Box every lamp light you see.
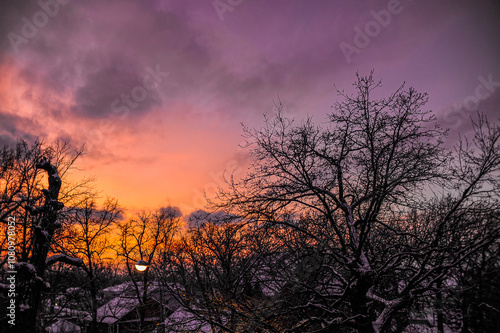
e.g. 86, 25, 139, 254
135, 260, 150, 272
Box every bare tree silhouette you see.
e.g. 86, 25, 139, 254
213, 72, 500, 332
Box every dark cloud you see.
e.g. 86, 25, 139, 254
185, 209, 240, 228
72, 64, 160, 118
0, 134, 22, 148
0, 0, 217, 119
0, 112, 40, 147
0, 0, 330, 125
159, 206, 182, 218
0, 0, 38, 55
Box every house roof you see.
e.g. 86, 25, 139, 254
53, 306, 90, 319
97, 281, 184, 325
164, 308, 212, 333
46, 319, 81, 333
96, 296, 139, 324
102, 281, 136, 295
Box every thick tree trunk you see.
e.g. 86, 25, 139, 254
16, 160, 63, 333
89, 271, 99, 333
351, 269, 376, 333
436, 280, 444, 333
461, 294, 469, 333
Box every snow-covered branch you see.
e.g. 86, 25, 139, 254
46, 254, 83, 267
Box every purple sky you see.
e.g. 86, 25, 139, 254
1, 0, 499, 212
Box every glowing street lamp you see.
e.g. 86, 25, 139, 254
135, 260, 150, 272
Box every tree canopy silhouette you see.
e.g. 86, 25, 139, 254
212, 72, 500, 332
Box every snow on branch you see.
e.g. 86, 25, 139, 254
15, 262, 37, 274
46, 254, 83, 267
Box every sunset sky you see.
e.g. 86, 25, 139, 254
1, 0, 499, 214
